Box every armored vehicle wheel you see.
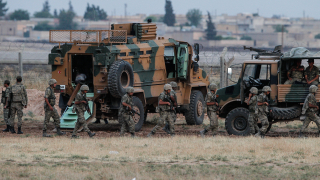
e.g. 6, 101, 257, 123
108, 60, 134, 98
225, 107, 250, 136
269, 106, 301, 120
185, 90, 205, 125
132, 97, 145, 132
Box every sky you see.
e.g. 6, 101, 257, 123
5, 0, 320, 19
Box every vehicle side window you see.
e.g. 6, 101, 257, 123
259, 64, 270, 80
243, 64, 256, 81
164, 46, 174, 57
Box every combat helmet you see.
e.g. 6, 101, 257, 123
163, 84, 172, 91
80, 85, 89, 91
208, 83, 218, 91
309, 85, 318, 93
48, 79, 57, 85
169, 82, 178, 88
126, 86, 135, 93
4, 80, 10, 85
249, 87, 258, 95
262, 86, 272, 92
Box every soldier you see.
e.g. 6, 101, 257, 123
162, 81, 178, 134
42, 79, 66, 137
9, 76, 28, 134
299, 85, 320, 138
148, 84, 175, 137
284, 60, 305, 84
304, 59, 319, 85
2, 80, 10, 132
119, 87, 136, 137
246, 87, 259, 135
255, 86, 272, 138
71, 85, 96, 138
199, 83, 219, 137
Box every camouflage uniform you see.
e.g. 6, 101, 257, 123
151, 92, 175, 135
257, 93, 269, 134
204, 91, 219, 134
119, 93, 135, 135
72, 92, 91, 136
248, 95, 259, 134
43, 86, 60, 131
304, 66, 319, 85
300, 93, 320, 133
284, 65, 304, 84
2, 87, 10, 126
9, 82, 28, 127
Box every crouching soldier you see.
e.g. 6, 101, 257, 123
247, 87, 259, 135
9, 76, 28, 134
2, 80, 11, 132
256, 86, 272, 138
71, 85, 95, 138
119, 87, 136, 137
200, 83, 219, 137
43, 79, 65, 137
148, 84, 175, 137
299, 85, 320, 138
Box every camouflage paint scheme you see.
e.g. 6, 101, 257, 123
48, 23, 209, 122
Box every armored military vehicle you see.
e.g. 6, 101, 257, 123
217, 46, 320, 135
48, 22, 209, 131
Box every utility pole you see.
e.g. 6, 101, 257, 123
124, 4, 127, 18
18, 52, 23, 77
281, 25, 284, 51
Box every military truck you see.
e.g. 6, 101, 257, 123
217, 46, 320, 135
48, 22, 209, 131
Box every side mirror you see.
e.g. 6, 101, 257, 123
194, 43, 200, 61
228, 68, 232, 79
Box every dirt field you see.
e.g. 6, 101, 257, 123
1, 89, 320, 179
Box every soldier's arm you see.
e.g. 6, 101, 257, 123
74, 94, 85, 104
44, 89, 53, 110
23, 86, 28, 105
308, 103, 318, 108
159, 99, 170, 105
310, 74, 319, 83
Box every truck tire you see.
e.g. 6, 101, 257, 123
225, 107, 251, 136
132, 97, 145, 132
269, 106, 301, 120
185, 90, 205, 125
108, 60, 134, 98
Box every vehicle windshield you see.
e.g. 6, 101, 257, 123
243, 64, 256, 81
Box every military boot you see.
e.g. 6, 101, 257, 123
147, 131, 155, 137
260, 132, 265, 139
71, 135, 79, 139
94, 119, 101, 124
104, 119, 109, 124
131, 132, 135, 138
170, 133, 175, 137
17, 127, 23, 134
254, 131, 261, 137
10, 126, 16, 134
299, 130, 307, 138
199, 129, 208, 138
2, 125, 10, 132
42, 130, 52, 137
56, 127, 66, 136
162, 124, 170, 134
88, 131, 96, 138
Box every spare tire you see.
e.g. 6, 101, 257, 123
108, 60, 134, 98
269, 106, 301, 120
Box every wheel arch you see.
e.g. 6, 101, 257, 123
133, 89, 146, 108
219, 99, 247, 118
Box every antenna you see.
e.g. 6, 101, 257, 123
125, 3, 127, 18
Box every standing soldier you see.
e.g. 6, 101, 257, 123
304, 59, 319, 85
199, 83, 219, 137
119, 87, 135, 137
299, 85, 320, 138
256, 86, 272, 138
148, 84, 175, 137
9, 76, 28, 134
162, 82, 178, 134
2, 80, 10, 132
42, 79, 66, 137
71, 85, 95, 138
246, 87, 260, 135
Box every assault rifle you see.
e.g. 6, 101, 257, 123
163, 95, 175, 112
83, 94, 91, 116
7, 92, 12, 119
126, 106, 140, 116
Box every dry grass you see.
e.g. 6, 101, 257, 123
0, 136, 320, 179
0, 66, 51, 91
